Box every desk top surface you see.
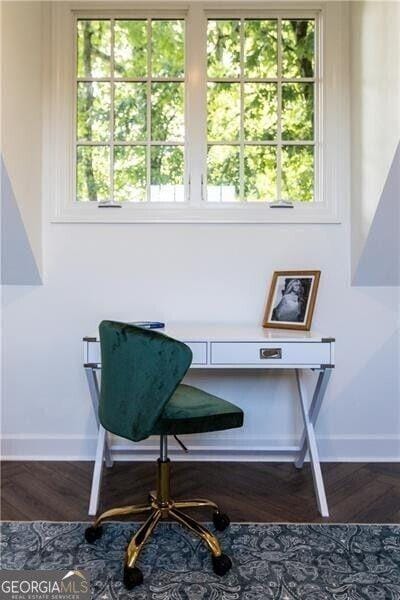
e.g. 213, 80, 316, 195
84, 322, 334, 343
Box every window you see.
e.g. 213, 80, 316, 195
76, 18, 185, 203
50, 3, 347, 222
206, 18, 315, 203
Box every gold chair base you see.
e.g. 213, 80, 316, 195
90, 458, 225, 570
93, 495, 223, 568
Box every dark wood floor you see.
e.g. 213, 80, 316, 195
1, 461, 399, 523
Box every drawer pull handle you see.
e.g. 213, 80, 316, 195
260, 348, 282, 359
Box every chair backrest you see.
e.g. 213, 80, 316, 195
99, 320, 192, 442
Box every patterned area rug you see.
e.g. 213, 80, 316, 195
1, 521, 400, 599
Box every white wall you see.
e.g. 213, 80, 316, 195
350, 1, 400, 280
1, 1, 399, 461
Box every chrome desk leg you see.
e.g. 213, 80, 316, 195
295, 369, 330, 518
85, 367, 113, 467
89, 424, 107, 516
85, 367, 113, 516
295, 368, 332, 470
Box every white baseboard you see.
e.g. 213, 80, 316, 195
1, 433, 399, 462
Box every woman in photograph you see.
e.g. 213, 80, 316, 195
272, 278, 306, 322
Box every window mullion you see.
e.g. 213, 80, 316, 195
277, 17, 282, 202
186, 4, 207, 205
146, 18, 151, 203
314, 13, 321, 206
239, 18, 245, 202
110, 18, 115, 202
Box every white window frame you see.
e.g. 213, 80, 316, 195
47, 2, 348, 224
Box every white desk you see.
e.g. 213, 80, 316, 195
83, 323, 335, 517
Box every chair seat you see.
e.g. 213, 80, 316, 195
152, 384, 244, 436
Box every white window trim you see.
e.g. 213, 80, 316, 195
47, 1, 348, 224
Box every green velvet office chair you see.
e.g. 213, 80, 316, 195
85, 320, 244, 589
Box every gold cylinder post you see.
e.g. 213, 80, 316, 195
156, 435, 171, 507
157, 459, 171, 505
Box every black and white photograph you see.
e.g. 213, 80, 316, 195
263, 271, 321, 330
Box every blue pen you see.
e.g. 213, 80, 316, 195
130, 321, 165, 329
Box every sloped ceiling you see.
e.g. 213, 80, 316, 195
353, 143, 400, 286
1, 157, 42, 285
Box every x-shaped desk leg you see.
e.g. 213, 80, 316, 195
295, 368, 332, 518
85, 367, 113, 516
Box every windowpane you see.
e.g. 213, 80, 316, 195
150, 146, 184, 202
282, 19, 315, 79
244, 83, 277, 141
282, 83, 314, 140
152, 20, 184, 78
207, 146, 240, 202
114, 83, 146, 141
151, 83, 184, 141
244, 20, 277, 78
77, 146, 110, 201
114, 146, 146, 202
114, 20, 147, 78
77, 20, 111, 78
77, 83, 110, 142
244, 146, 277, 201
208, 83, 240, 142
282, 146, 314, 201
207, 20, 240, 78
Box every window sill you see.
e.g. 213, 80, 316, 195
51, 202, 341, 224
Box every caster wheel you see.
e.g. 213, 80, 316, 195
212, 553, 232, 576
84, 525, 103, 544
213, 512, 230, 532
123, 566, 143, 590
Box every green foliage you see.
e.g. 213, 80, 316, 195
282, 146, 314, 201
150, 146, 184, 202
76, 17, 315, 204
77, 146, 110, 202
207, 146, 240, 201
206, 18, 315, 202
244, 146, 277, 201
282, 83, 314, 140
244, 83, 277, 141
114, 83, 147, 141
114, 20, 147, 78
77, 82, 110, 141
244, 20, 277, 78
114, 146, 146, 202
207, 20, 240, 78
151, 83, 184, 141
76, 19, 185, 202
282, 19, 315, 79
77, 20, 110, 78
151, 146, 184, 186
152, 20, 184, 77
207, 83, 240, 141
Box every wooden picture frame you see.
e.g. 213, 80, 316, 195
263, 270, 321, 331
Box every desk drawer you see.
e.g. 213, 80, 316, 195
210, 341, 330, 366
85, 340, 207, 366
186, 342, 207, 365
